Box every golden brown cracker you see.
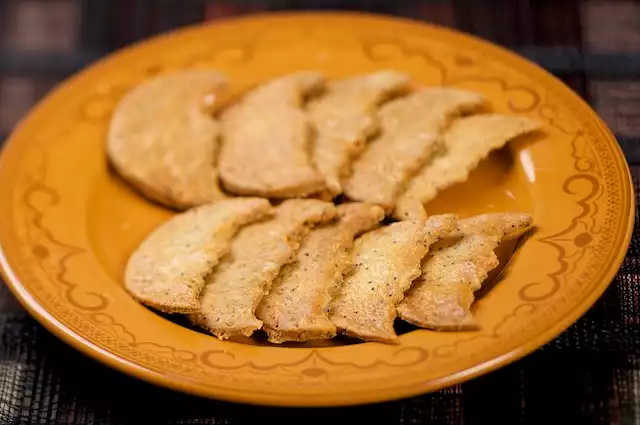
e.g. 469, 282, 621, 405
257, 203, 385, 343
394, 114, 542, 220
344, 88, 484, 211
309, 71, 410, 195
190, 199, 336, 339
457, 212, 533, 239
125, 198, 272, 313
397, 212, 533, 330
397, 234, 499, 330
107, 70, 229, 209
219, 72, 327, 198
329, 215, 457, 343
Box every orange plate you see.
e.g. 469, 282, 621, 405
0, 12, 634, 406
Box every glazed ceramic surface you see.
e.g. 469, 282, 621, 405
0, 13, 633, 406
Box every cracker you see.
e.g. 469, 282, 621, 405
257, 203, 385, 343
125, 198, 272, 313
397, 213, 533, 330
219, 72, 328, 198
107, 70, 229, 209
344, 88, 483, 211
329, 215, 457, 343
309, 71, 410, 195
394, 114, 542, 220
190, 199, 336, 339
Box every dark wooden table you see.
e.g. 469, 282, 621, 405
0, 1, 639, 424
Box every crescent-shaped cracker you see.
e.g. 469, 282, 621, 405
125, 198, 272, 313
309, 71, 410, 195
190, 199, 336, 340
257, 203, 385, 343
397, 213, 533, 330
394, 114, 541, 220
344, 88, 484, 211
108, 70, 229, 209
329, 214, 457, 343
219, 72, 327, 198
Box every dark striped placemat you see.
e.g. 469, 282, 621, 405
0, 1, 639, 424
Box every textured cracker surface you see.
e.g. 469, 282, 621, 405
457, 212, 534, 240
394, 114, 542, 220
257, 203, 384, 343
344, 88, 484, 211
219, 72, 328, 198
107, 70, 229, 210
397, 213, 533, 330
329, 215, 457, 343
124, 198, 272, 313
308, 71, 410, 195
190, 199, 336, 339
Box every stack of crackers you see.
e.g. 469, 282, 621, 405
108, 70, 540, 344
